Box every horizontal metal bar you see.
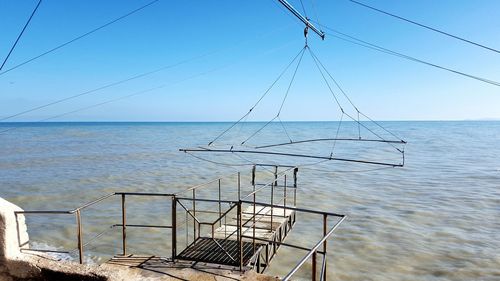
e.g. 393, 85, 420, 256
71, 193, 115, 213
241, 169, 294, 200
179, 148, 403, 167
282, 216, 346, 281
241, 235, 325, 255
21, 248, 70, 254
114, 192, 174, 197
240, 200, 345, 217
276, 0, 325, 39
15, 210, 71, 214
255, 138, 406, 149
176, 197, 237, 204
175, 172, 239, 195
186, 209, 221, 214
114, 224, 172, 229
255, 183, 296, 189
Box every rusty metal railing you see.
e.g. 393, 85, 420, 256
14, 164, 346, 280
15, 192, 174, 264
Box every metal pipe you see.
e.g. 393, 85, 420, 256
71, 193, 116, 213
176, 197, 236, 204
293, 167, 298, 206
75, 210, 83, 264
282, 216, 346, 281
239, 200, 345, 217
218, 178, 222, 226
270, 182, 274, 232
276, 0, 325, 39
320, 254, 327, 281
237, 201, 243, 270
114, 192, 173, 197
323, 214, 327, 281
115, 224, 172, 229
121, 194, 126, 256
172, 196, 177, 261
312, 251, 317, 281
237, 172, 241, 200
284, 175, 287, 216
255, 137, 406, 149
192, 190, 196, 241
178, 148, 404, 167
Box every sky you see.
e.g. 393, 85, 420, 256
0, 0, 499, 122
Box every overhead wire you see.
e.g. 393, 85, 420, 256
0, 38, 300, 135
348, 0, 500, 54
241, 46, 307, 145
208, 45, 306, 146
314, 23, 500, 87
0, 0, 160, 76
1, 24, 296, 123
1, 0, 42, 71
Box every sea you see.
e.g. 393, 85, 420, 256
0, 121, 499, 281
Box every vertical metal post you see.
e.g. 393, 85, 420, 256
293, 167, 298, 206
172, 196, 177, 261
237, 201, 243, 271
312, 251, 317, 281
76, 210, 83, 264
252, 165, 256, 254
274, 166, 278, 188
284, 174, 287, 216
237, 172, 241, 200
218, 178, 222, 226
270, 182, 274, 231
192, 189, 196, 241
121, 194, 126, 256
323, 214, 328, 281
251, 165, 256, 186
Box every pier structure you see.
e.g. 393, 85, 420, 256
14, 165, 345, 280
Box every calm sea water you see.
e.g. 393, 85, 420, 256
1, 121, 499, 280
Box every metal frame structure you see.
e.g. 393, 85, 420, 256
15, 165, 345, 280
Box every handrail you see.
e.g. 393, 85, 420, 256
175, 172, 238, 195
282, 216, 346, 281
240, 167, 295, 200
17, 192, 174, 215
240, 200, 345, 218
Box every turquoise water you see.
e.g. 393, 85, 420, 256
1, 121, 499, 280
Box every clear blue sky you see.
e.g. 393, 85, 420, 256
1, 0, 499, 121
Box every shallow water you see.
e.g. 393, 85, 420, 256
1, 121, 499, 280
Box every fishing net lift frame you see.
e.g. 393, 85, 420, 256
180, 1, 406, 169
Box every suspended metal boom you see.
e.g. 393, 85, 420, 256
277, 0, 325, 40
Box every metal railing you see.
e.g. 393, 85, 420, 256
14, 164, 346, 280
15, 192, 174, 264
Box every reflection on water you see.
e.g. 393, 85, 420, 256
1, 121, 499, 280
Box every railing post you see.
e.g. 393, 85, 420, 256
75, 210, 83, 264
312, 251, 317, 281
270, 182, 274, 232
252, 172, 256, 254
293, 167, 298, 207
237, 201, 243, 270
323, 213, 327, 281
251, 165, 256, 186
274, 165, 278, 185
284, 174, 287, 216
192, 189, 196, 242
237, 172, 241, 200
172, 196, 177, 261
121, 194, 126, 256
218, 178, 222, 226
